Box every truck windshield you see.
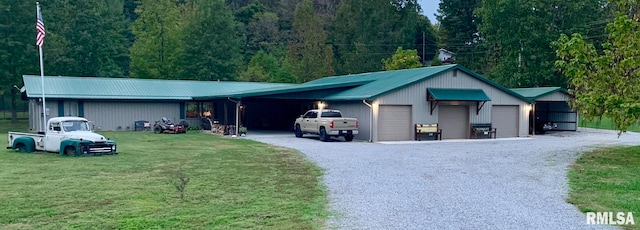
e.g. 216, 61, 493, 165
62, 121, 90, 132
321, 111, 342, 117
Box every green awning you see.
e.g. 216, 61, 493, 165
427, 88, 491, 101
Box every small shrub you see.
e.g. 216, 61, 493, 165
172, 170, 190, 199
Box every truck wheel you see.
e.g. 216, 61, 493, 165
65, 146, 76, 156
154, 126, 162, 134
295, 125, 303, 138
319, 128, 329, 142
345, 134, 354, 142
15, 143, 27, 152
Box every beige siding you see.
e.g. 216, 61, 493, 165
28, 99, 59, 132
84, 101, 180, 131
537, 92, 570, 101
373, 70, 530, 140
329, 101, 371, 141
378, 105, 412, 141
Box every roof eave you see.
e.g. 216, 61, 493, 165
203, 81, 373, 100
26, 94, 193, 100
510, 87, 570, 101
531, 88, 568, 100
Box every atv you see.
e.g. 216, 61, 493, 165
153, 117, 186, 134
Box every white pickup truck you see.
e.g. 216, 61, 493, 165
294, 109, 358, 142
7, 117, 117, 156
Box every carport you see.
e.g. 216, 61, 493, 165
511, 87, 577, 134
240, 98, 314, 130
193, 81, 367, 133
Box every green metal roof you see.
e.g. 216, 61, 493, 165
322, 65, 455, 100
323, 65, 533, 103
22, 65, 537, 104
510, 87, 568, 100
427, 88, 491, 101
192, 68, 402, 100
301, 70, 394, 85
194, 80, 369, 100
22, 75, 289, 100
194, 66, 455, 100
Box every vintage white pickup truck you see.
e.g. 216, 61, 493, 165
294, 109, 358, 142
7, 117, 117, 156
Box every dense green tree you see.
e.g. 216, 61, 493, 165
333, 0, 424, 74
436, 0, 483, 72
238, 50, 279, 82
130, 0, 183, 79
92, 0, 131, 77
247, 12, 283, 54
234, 1, 266, 24
235, 2, 285, 64
285, 0, 334, 82
226, 0, 252, 10
239, 50, 296, 83
181, 0, 243, 81
123, 0, 138, 48
478, 0, 610, 87
554, 0, 640, 134
0, 1, 38, 122
123, 0, 138, 22
42, 0, 130, 77
382, 47, 423, 70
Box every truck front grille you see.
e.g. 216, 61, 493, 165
87, 142, 116, 154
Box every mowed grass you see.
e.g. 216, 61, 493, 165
567, 146, 640, 229
0, 121, 327, 229
579, 117, 640, 132
0, 111, 28, 120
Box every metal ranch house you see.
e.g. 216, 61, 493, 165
20, 64, 576, 142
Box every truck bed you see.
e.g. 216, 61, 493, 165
7, 132, 45, 150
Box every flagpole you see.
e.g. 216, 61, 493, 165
37, 1, 46, 132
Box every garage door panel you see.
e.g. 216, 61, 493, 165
439, 105, 469, 139
491, 105, 518, 138
378, 105, 412, 141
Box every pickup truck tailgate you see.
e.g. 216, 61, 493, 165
331, 119, 357, 129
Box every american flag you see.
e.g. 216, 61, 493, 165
36, 5, 45, 47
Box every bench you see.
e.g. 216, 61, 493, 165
470, 123, 497, 139
415, 123, 442, 141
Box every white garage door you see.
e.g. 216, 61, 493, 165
378, 105, 412, 141
491, 105, 519, 138
439, 105, 469, 139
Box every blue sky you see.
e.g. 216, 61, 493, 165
419, 0, 439, 23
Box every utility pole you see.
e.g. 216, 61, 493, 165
422, 32, 426, 65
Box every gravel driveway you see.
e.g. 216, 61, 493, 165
247, 128, 640, 229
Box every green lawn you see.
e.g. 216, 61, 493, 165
0, 111, 28, 121
0, 120, 327, 229
579, 117, 640, 132
572, 117, 640, 228
567, 146, 640, 229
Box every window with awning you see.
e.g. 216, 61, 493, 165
426, 88, 491, 115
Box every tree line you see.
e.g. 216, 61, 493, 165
1, 0, 636, 128
0, 0, 436, 82
0, 0, 437, 121
437, 0, 614, 88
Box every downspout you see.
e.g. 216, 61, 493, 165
227, 97, 240, 136
362, 100, 373, 142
